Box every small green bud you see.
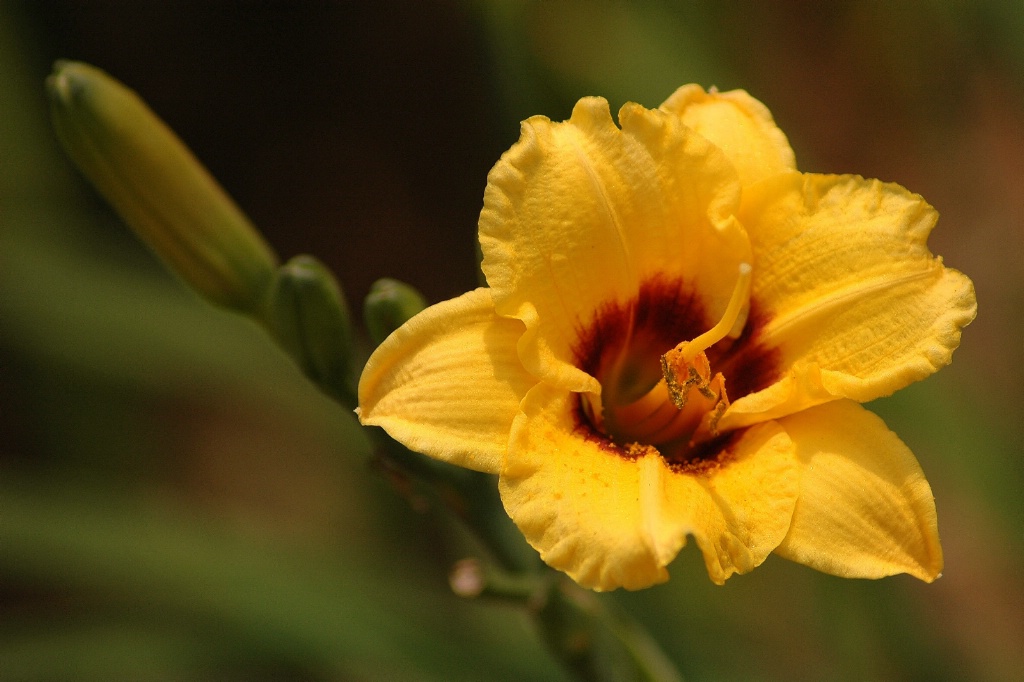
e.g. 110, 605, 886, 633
265, 255, 355, 405
363, 278, 427, 345
46, 61, 278, 314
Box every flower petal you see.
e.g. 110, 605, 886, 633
479, 97, 749, 395
773, 400, 943, 581
498, 383, 799, 590
722, 172, 976, 428
672, 421, 800, 585
357, 287, 534, 474
660, 84, 797, 187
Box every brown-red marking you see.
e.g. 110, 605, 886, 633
569, 276, 780, 466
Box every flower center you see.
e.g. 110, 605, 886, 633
581, 264, 752, 461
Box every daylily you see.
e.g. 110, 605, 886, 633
357, 86, 976, 591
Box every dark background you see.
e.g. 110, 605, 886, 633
2, 1, 1022, 679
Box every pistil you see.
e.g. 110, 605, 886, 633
678, 263, 752, 363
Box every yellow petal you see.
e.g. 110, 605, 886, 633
479, 97, 750, 395
773, 400, 943, 581
498, 383, 799, 590
671, 421, 800, 585
722, 172, 976, 429
357, 288, 534, 474
660, 84, 797, 188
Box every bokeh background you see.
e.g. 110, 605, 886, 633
2, 1, 1022, 680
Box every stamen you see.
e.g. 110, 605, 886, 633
682, 263, 752, 362
586, 263, 751, 454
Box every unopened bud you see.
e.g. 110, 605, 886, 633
363, 278, 427, 345
47, 61, 278, 313
266, 255, 355, 405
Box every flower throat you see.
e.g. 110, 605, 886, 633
575, 264, 752, 462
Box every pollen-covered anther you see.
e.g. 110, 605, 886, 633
659, 348, 729, 444
661, 353, 715, 410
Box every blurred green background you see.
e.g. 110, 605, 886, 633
2, 1, 1021, 680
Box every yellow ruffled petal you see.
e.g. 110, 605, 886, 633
498, 383, 799, 591
479, 97, 750, 395
357, 288, 535, 474
722, 172, 976, 429
669, 420, 800, 585
660, 84, 797, 188
773, 400, 943, 581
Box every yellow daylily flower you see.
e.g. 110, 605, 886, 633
358, 86, 976, 591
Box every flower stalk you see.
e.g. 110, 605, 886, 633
448, 559, 684, 681
532, 578, 684, 682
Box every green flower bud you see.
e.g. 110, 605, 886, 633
363, 278, 427, 346
47, 61, 278, 314
266, 255, 355, 405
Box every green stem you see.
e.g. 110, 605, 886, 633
532, 579, 684, 682
369, 427, 537, 574
446, 549, 685, 682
